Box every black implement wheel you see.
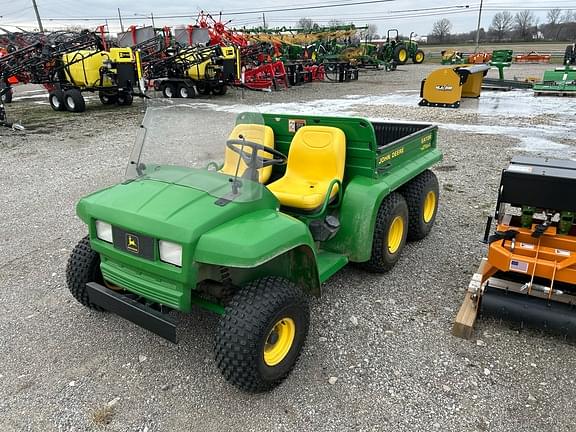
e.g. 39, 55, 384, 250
162, 83, 177, 98
212, 84, 227, 96
63, 89, 86, 112
0, 83, 12, 104
48, 90, 66, 111
400, 169, 439, 241
196, 82, 212, 95
178, 84, 196, 98
564, 45, 574, 65
215, 276, 309, 393
393, 45, 409, 65
413, 49, 425, 64
360, 192, 409, 273
117, 92, 133, 106
66, 236, 105, 311
99, 91, 118, 105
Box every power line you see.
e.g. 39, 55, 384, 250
43, 0, 400, 21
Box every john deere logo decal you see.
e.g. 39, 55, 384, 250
126, 234, 139, 253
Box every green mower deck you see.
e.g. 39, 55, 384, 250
533, 65, 576, 96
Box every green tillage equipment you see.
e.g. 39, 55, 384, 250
483, 49, 534, 90
533, 64, 576, 96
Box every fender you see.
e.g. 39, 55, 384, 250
195, 209, 321, 296
324, 148, 442, 262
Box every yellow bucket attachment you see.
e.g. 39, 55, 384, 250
419, 64, 489, 108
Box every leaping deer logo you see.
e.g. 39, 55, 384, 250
126, 234, 139, 253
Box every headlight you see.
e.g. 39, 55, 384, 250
159, 240, 182, 267
95, 220, 113, 243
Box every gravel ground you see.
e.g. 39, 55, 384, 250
1, 63, 575, 432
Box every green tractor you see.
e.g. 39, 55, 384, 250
66, 100, 442, 392
406, 32, 426, 64
378, 29, 409, 65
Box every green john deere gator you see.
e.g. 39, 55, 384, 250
66, 100, 442, 392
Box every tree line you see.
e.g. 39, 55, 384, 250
430, 9, 576, 44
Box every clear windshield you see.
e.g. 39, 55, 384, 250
126, 98, 267, 202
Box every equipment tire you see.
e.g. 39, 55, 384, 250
413, 49, 425, 64
162, 83, 177, 98
196, 82, 212, 95
117, 92, 133, 106
215, 276, 309, 393
564, 45, 574, 65
48, 90, 66, 111
212, 84, 227, 96
99, 91, 118, 105
360, 192, 408, 273
0, 83, 13, 104
393, 45, 409, 65
63, 89, 86, 112
66, 236, 105, 311
178, 84, 196, 98
400, 169, 439, 241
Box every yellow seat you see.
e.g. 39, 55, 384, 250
267, 126, 346, 210
219, 124, 275, 183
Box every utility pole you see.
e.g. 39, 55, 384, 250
150, 12, 155, 28
474, 0, 484, 52
118, 8, 125, 32
31, 0, 44, 33
262, 13, 266, 29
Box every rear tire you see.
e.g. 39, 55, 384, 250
215, 276, 309, 393
63, 89, 86, 112
393, 45, 408, 65
162, 83, 177, 98
0, 83, 12, 104
66, 236, 105, 311
196, 82, 212, 95
48, 91, 66, 111
212, 85, 227, 96
361, 192, 409, 273
564, 45, 574, 65
99, 91, 117, 105
400, 170, 439, 241
178, 84, 196, 98
117, 92, 133, 106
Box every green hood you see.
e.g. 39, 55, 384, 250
77, 175, 278, 245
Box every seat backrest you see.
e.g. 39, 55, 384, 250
285, 126, 346, 184
219, 124, 275, 183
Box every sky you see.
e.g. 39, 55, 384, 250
1, 0, 575, 36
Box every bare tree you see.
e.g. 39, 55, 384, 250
297, 18, 315, 31
563, 11, 576, 40
432, 18, 452, 42
365, 24, 378, 40
562, 10, 575, 23
547, 8, 562, 25
514, 10, 536, 40
490, 11, 514, 41
327, 19, 345, 28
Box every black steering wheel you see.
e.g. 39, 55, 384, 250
226, 138, 287, 181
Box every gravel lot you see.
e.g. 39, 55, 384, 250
1, 63, 575, 432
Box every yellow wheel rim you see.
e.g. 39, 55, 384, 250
423, 191, 437, 223
399, 50, 407, 62
416, 52, 424, 62
264, 318, 296, 366
387, 216, 404, 254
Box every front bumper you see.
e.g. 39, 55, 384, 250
87, 282, 178, 343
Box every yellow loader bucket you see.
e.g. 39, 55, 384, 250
419, 64, 489, 108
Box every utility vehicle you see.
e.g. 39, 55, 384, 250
67, 100, 442, 392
